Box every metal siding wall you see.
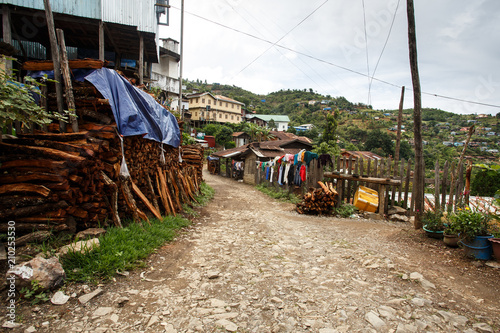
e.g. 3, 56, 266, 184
0, 0, 101, 19
102, 0, 157, 34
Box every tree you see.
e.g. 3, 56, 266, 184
287, 126, 297, 134
267, 119, 276, 130
320, 111, 339, 144
0, 59, 69, 133
215, 126, 233, 147
364, 129, 394, 157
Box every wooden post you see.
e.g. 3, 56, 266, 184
2, 5, 12, 73
43, 0, 66, 132
394, 86, 405, 165
407, 0, 424, 228
56, 28, 79, 133
138, 33, 144, 85
434, 160, 441, 211
441, 161, 449, 211
379, 184, 386, 216
99, 21, 105, 61
403, 160, 411, 210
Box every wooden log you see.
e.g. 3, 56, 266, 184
14, 217, 67, 224
0, 200, 68, 219
145, 173, 160, 213
101, 171, 122, 228
0, 159, 68, 170
4, 139, 95, 158
80, 108, 113, 125
0, 183, 51, 197
0, 142, 86, 164
132, 181, 162, 220
119, 175, 144, 224
0, 223, 68, 233
0, 172, 65, 184
22, 59, 106, 71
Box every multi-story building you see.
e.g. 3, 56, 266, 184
187, 92, 245, 126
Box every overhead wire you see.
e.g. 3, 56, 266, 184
361, 0, 371, 106
170, 5, 500, 109
228, 0, 330, 81
368, 0, 402, 105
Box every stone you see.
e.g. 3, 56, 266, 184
421, 279, 436, 290
319, 329, 337, 333
215, 319, 238, 332
6, 256, 65, 290
78, 288, 103, 304
3, 321, 21, 329
378, 305, 396, 319
92, 307, 113, 317
75, 228, 106, 240
116, 296, 130, 307
110, 314, 119, 323
473, 323, 494, 333
51, 291, 70, 305
58, 238, 100, 256
210, 299, 228, 308
451, 314, 469, 327
409, 272, 424, 281
388, 206, 408, 215
411, 298, 426, 307
365, 311, 386, 331
391, 214, 409, 222
147, 315, 159, 327
396, 323, 417, 333
26, 326, 37, 333
363, 212, 385, 220
207, 270, 220, 279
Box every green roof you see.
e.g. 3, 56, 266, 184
251, 115, 290, 122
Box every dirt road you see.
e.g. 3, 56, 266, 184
4, 171, 500, 332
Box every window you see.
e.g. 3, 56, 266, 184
220, 101, 222, 106
231, 104, 234, 108
202, 98, 205, 103
196, 98, 199, 103
226, 102, 228, 107
201, 111, 204, 116
231, 115, 234, 120
237, 116, 240, 121
225, 114, 228, 119
208, 100, 211, 105
237, 105, 240, 110
219, 113, 222, 118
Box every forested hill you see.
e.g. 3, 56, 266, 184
184, 80, 366, 128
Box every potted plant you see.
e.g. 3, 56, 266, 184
488, 216, 500, 262
449, 208, 493, 260
442, 212, 459, 247
422, 210, 445, 239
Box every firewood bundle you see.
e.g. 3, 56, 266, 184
0, 67, 204, 236
296, 181, 338, 215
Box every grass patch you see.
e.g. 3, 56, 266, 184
256, 183, 301, 204
61, 182, 215, 283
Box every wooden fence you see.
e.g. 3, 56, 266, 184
219, 155, 470, 216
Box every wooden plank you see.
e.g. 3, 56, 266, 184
43, 0, 66, 132
456, 162, 464, 209
434, 159, 441, 211
346, 156, 353, 204
403, 160, 411, 210
56, 28, 79, 133
448, 160, 457, 212
0, 183, 51, 197
379, 184, 386, 216
335, 156, 342, 207
398, 159, 404, 204
441, 161, 449, 211
99, 21, 105, 61
139, 33, 144, 85
2, 5, 12, 73
132, 181, 162, 220
323, 173, 401, 185
391, 157, 398, 207
22, 59, 106, 71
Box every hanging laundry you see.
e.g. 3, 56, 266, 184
294, 164, 302, 186
288, 163, 295, 185
284, 163, 291, 184
318, 154, 333, 168
300, 165, 307, 182
304, 151, 319, 167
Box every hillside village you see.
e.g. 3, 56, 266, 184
183, 81, 500, 166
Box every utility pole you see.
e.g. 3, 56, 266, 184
178, 0, 184, 118
406, 0, 424, 229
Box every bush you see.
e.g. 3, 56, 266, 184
471, 166, 500, 197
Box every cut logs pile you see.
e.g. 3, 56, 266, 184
296, 181, 338, 215
0, 62, 204, 236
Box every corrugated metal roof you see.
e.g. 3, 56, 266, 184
0, 0, 101, 19
1, 0, 158, 34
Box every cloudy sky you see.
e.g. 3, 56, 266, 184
160, 0, 500, 115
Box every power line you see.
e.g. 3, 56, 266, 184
170, 5, 500, 109
229, 0, 330, 80
368, 0, 402, 104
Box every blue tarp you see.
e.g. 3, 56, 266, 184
85, 68, 180, 148
27, 69, 96, 82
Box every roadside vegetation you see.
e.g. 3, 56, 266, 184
59, 182, 214, 283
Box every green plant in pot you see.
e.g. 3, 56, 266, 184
449, 208, 493, 260
442, 212, 460, 247
422, 210, 445, 239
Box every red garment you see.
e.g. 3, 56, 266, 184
300, 165, 306, 181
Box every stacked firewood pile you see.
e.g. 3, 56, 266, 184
0, 64, 204, 236
296, 181, 338, 215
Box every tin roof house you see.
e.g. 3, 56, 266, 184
1, 0, 170, 85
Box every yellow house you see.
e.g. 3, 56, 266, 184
187, 92, 244, 126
